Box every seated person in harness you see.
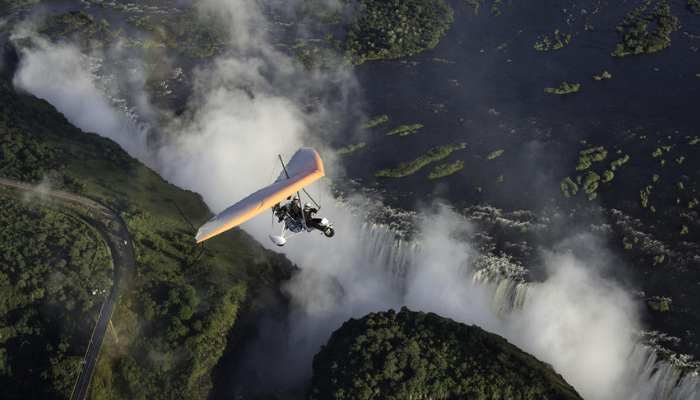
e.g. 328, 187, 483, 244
272, 197, 334, 237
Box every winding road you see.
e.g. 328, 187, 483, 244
0, 178, 134, 400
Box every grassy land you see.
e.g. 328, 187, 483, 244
690, 0, 700, 13
387, 123, 424, 137
486, 149, 505, 160
0, 75, 292, 399
559, 131, 699, 242
376, 143, 466, 178
428, 159, 464, 179
337, 142, 367, 155
361, 114, 389, 129
576, 146, 608, 171
533, 29, 571, 52
612, 0, 679, 57
544, 81, 581, 95
310, 308, 582, 400
0, 192, 112, 399
561, 146, 625, 201
593, 70, 613, 81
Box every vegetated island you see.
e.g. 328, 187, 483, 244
690, 0, 700, 13
544, 81, 581, 95
309, 308, 583, 400
361, 114, 389, 129
486, 149, 505, 160
533, 29, 572, 51
611, 0, 679, 57
593, 70, 613, 80
560, 146, 627, 201
345, 0, 454, 64
337, 142, 367, 155
428, 159, 464, 179
375, 142, 466, 178
387, 123, 424, 136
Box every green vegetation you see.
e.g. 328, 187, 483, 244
39, 10, 227, 59
648, 296, 672, 312
310, 308, 582, 400
294, 39, 342, 70
641, 184, 654, 208
337, 142, 367, 155
560, 177, 579, 198
361, 114, 389, 129
593, 70, 613, 81
387, 123, 424, 136
376, 143, 466, 178
602, 169, 615, 183
576, 146, 608, 171
0, 78, 292, 398
428, 160, 464, 179
533, 29, 572, 51
490, 0, 504, 16
612, 0, 680, 57
610, 154, 630, 170
345, 0, 454, 64
561, 146, 624, 200
0, 194, 112, 399
582, 171, 601, 200
39, 11, 117, 47
486, 149, 505, 160
544, 81, 581, 95
688, 0, 700, 13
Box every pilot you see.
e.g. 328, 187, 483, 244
273, 198, 303, 223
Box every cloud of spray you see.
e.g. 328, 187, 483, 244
401, 208, 641, 400
507, 251, 640, 400
11, 34, 151, 160
8, 3, 664, 399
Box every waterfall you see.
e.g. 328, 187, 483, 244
359, 221, 417, 283
471, 254, 529, 315
626, 336, 700, 400
360, 220, 700, 400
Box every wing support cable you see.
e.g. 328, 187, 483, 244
172, 200, 206, 265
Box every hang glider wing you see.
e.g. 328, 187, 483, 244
195, 148, 325, 243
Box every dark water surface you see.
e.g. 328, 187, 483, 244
342, 0, 700, 211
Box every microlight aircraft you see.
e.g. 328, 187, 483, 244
195, 148, 334, 246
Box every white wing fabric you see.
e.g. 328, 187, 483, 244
195, 148, 325, 243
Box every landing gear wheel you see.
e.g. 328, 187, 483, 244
323, 227, 335, 238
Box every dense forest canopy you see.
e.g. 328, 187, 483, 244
0, 194, 112, 399
345, 0, 454, 63
0, 68, 293, 398
310, 308, 582, 400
